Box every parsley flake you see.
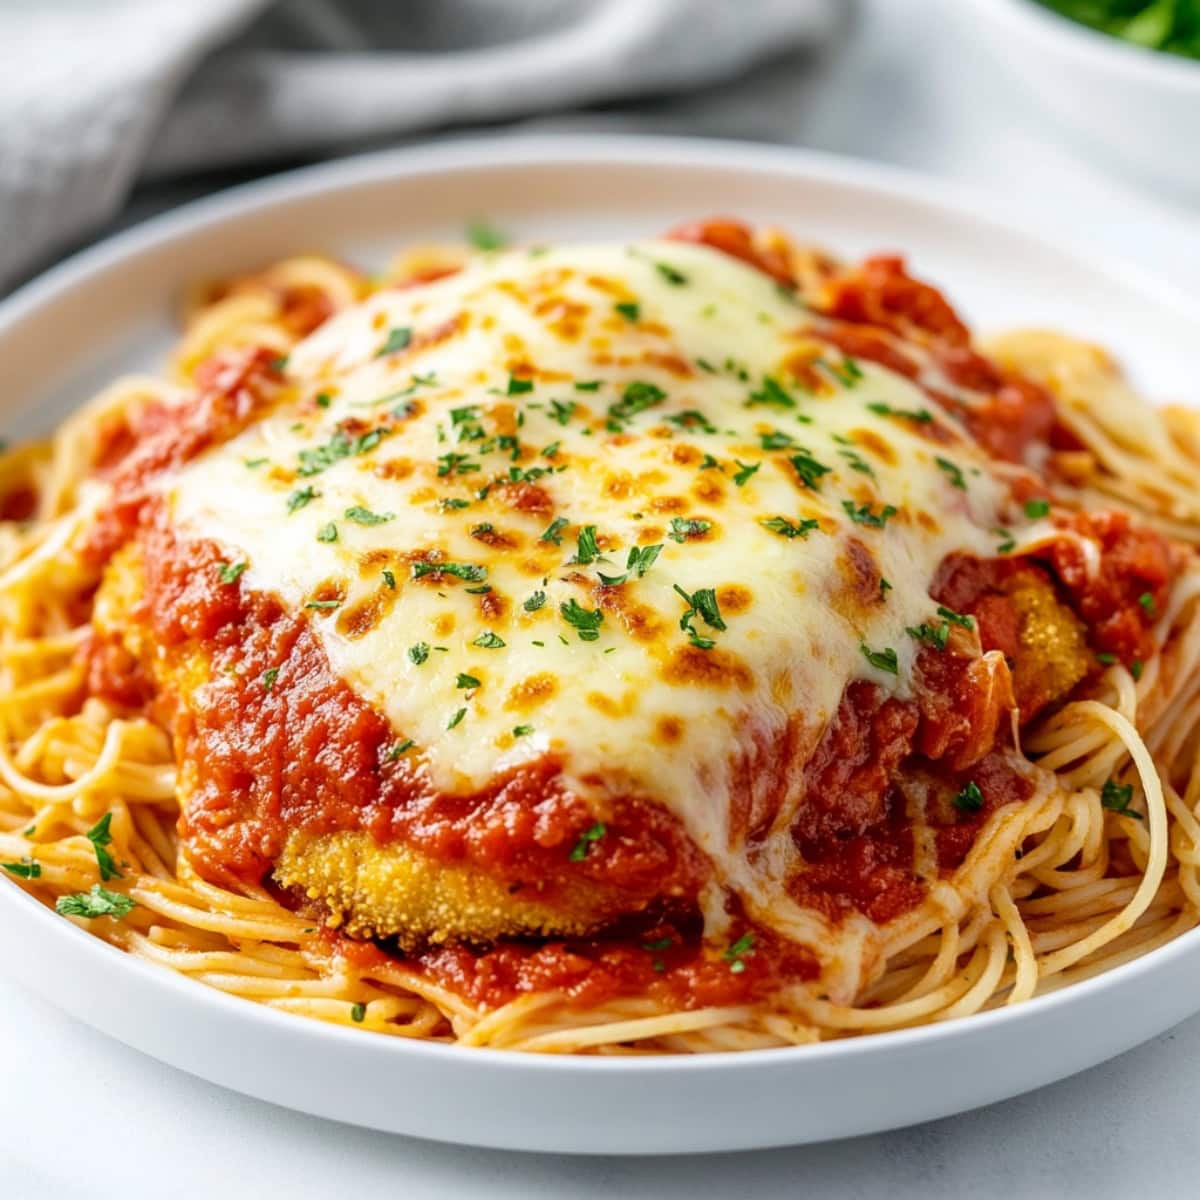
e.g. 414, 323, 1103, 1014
560, 598, 604, 641
667, 517, 711, 543
954, 781, 984, 813
316, 523, 338, 543
1101, 779, 1141, 819
761, 516, 819, 539
376, 327, 412, 357
446, 707, 467, 730
524, 590, 547, 613
790, 450, 831, 490
1024, 498, 1051, 519
85, 813, 122, 881
287, 485, 320, 513
1, 858, 40, 880
540, 516, 569, 545
935, 457, 967, 490
408, 643, 430, 666
56, 885, 135, 920
217, 561, 247, 584
473, 631, 506, 649
733, 460, 760, 487
569, 822, 607, 862
860, 643, 899, 675
344, 505, 393, 526
412, 561, 487, 583
615, 301, 640, 322
261, 667, 279, 692
842, 500, 898, 529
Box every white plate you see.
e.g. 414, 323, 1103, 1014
2, 136, 1200, 1156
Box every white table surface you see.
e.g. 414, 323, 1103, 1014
4, 1, 1200, 1196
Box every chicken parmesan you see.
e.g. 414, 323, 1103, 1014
3, 219, 1200, 1052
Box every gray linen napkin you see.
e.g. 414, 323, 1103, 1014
0, 0, 844, 290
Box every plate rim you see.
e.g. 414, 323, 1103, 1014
3, 131, 1199, 1079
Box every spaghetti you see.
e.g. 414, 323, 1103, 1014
2, 224, 1200, 1054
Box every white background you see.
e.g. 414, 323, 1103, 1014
4, 0, 1200, 1196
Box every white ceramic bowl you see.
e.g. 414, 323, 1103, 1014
959, 0, 1200, 197
2, 136, 1200, 1155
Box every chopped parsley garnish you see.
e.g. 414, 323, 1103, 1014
747, 376, 795, 409
700, 454, 721, 470
569, 822, 607, 862
907, 621, 950, 651
316, 523, 338, 543
607, 380, 667, 430
217, 561, 247, 584
549, 398, 579, 427
866, 401, 933, 423
447, 708, 467, 730
761, 516, 820, 539
1101, 778, 1141, 819
305, 599, 342, 611
473, 631, 506, 649
507, 374, 534, 395
573, 380, 602, 393
842, 500, 898, 529
723, 932, 755, 973
1138, 592, 1156, 616
820, 357, 864, 388
513, 725, 534, 738
287, 486, 319, 513
456, 673, 481, 690
1097, 652, 1118, 666
1024, 498, 1051, 519
2, 858, 39, 880
789, 450, 831, 490
261, 667, 279, 691
375, 326, 412, 357
384, 739, 414, 761
568, 525, 602, 565
880, 577, 893, 595
540, 517, 568, 545
382, 569, 396, 589
732, 461, 760, 487
85, 813, 122, 882
1131, 659, 1144, 681
439, 498, 471, 511
667, 409, 718, 434
560, 598, 604, 641
673, 584, 726, 650
937, 605, 975, 630
351, 1002, 367, 1023
642, 937, 673, 952
655, 261, 688, 286
56, 885, 135, 920
297, 427, 387, 477
244, 457, 268, 469
953, 781, 984, 813
840, 448, 875, 479
614, 300, 640, 322
935, 457, 967, 490
598, 542, 663, 587
860, 643, 899, 675
315, 393, 331, 409
524, 590, 547, 612
466, 220, 507, 250
993, 527, 1016, 553
344, 505, 393, 526
412, 560, 487, 583
759, 429, 796, 450
437, 451, 480, 477
408, 643, 430, 665
668, 517, 711, 543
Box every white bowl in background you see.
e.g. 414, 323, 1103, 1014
957, 0, 1200, 197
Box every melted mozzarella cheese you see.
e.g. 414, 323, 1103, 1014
165, 239, 1009, 946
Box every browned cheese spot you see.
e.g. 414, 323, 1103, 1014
506, 672, 559, 712
716, 584, 753, 615
660, 645, 754, 691
654, 715, 685, 745
850, 427, 897, 467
